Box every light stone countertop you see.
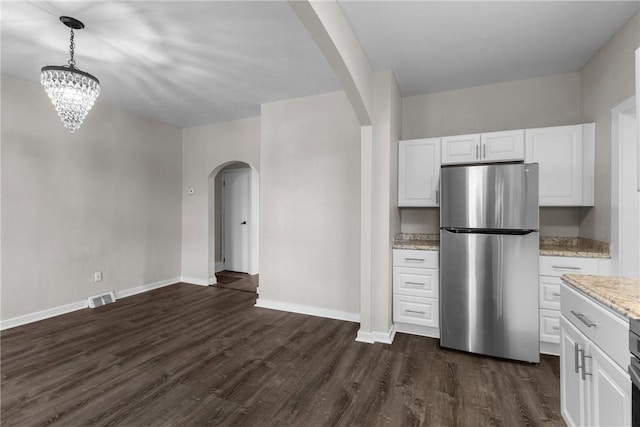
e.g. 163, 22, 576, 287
561, 274, 640, 319
393, 234, 610, 258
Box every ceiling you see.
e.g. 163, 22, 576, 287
2, 1, 638, 129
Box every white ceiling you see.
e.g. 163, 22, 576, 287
1, 1, 638, 128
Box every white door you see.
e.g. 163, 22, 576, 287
223, 169, 251, 273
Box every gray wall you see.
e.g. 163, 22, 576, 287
580, 12, 640, 243
259, 91, 361, 316
1, 74, 183, 320
181, 118, 260, 284
400, 72, 583, 236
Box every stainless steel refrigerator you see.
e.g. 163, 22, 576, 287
440, 163, 540, 363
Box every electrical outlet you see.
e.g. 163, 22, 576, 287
94, 271, 102, 282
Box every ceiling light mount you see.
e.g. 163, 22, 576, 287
40, 16, 100, 133
60, 16, 84, 30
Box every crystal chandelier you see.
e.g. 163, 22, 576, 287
41, 16, 100, 133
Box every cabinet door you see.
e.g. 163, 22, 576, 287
589, 342, 632, 427
525, 124, 592, 206
398, 138, 441, 206
481, 130, 525, 162
560, 316, 589, 427
441, 134, 480, 165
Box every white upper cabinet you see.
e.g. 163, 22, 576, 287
482, 130, 525, 162
440, 134, 480, 165
441, 130, 524, 165
525, 124, 595, 206
398, 138, 441, 207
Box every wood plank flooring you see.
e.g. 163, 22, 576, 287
213, 271, 258, 293
1, 284, 565, 426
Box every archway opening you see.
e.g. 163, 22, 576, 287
208, 161, 259, 293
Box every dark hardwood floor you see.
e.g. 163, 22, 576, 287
1, 284, 565, 426
213, 270, 258, 293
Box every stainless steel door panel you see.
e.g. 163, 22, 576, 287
440, 230, 540, 363
440, 163, 539, 230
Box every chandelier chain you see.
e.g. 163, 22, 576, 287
68, 28, 76, 68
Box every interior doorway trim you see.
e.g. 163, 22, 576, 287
610, 95, 638, 277
208, 162, 259, 285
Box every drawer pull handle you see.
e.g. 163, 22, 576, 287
552, 265, 581, 270
571, 310, 596, 328
405, 309, 426, 315
552, 292, 561, 297
405, 281, 425, 286
404, 258, 425, 262
552, 326, 560, 331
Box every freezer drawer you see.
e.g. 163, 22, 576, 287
440, 229, 540, 363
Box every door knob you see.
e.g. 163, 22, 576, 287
240, 221, 247, 225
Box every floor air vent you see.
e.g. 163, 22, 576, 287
88, 291, 116, 308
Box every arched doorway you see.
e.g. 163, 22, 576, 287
208, 161, 259, 292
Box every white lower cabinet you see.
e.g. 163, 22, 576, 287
560, 284, 631, 427
392, 249, 439, 338
538, 256, 610, 356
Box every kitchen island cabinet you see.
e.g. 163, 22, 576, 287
559, 275, 635, 427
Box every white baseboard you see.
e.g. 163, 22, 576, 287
394, 322, 440, 339
540, 341, 560, 357
179, 276, 209, 286
0, 277, 181, 330
355, 330, 375, 343
355, 325, 396, 344
373, 325, 396, 344
116, 277, 180, 299
0, 300, 88, 331
214, 262, 224, 273
255, 298, 359, 323
208, 277, 217, 285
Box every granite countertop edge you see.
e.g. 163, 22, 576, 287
392, 234, 610, 258
561, 274, 640, 320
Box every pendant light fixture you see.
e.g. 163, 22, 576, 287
41, 16, 100, 133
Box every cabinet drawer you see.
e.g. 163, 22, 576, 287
561, 283, 628, 369
393, 249, 438, 269
540, 276, 562, 310
393, 295, 439, 328
540, 308, 561, 343
540, 256, 600, 277
393, 267, 439, 298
